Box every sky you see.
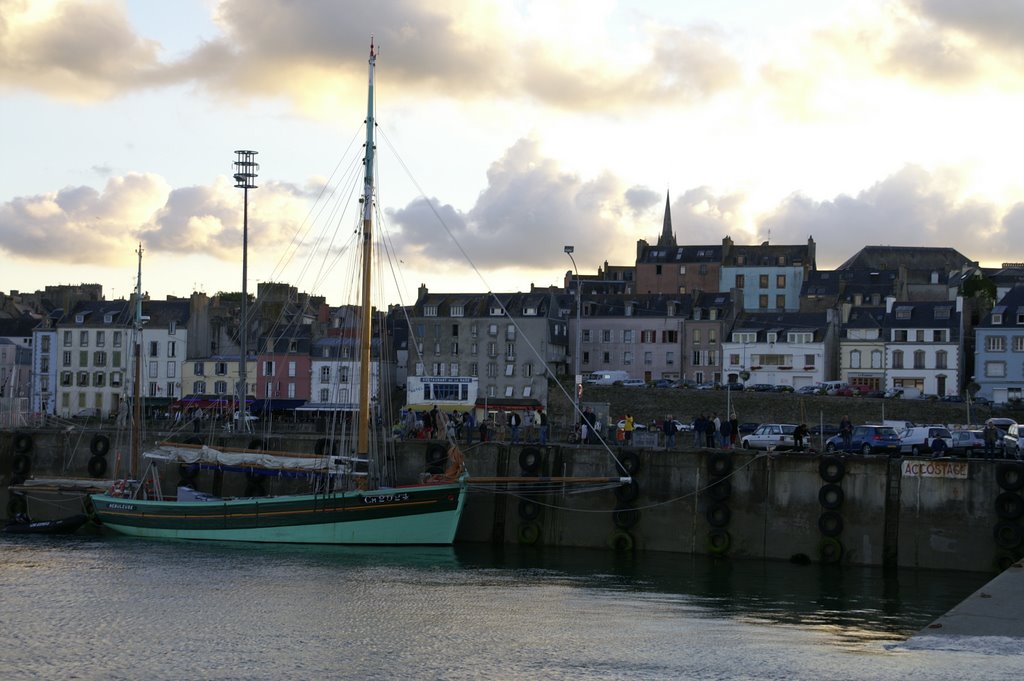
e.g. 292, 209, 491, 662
2, 0, 1024, 309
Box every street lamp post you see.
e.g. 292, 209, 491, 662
564, 246, 582, 427
234, 150, 259, 433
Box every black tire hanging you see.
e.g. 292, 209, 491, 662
819, 483, 845, 510
518, 522, 541, 545
608, 530, 634, 552
425, 443, 447, 467
996, 463, 1024, 492
89, 434, 111, 457
995, 492, 1024, 521
12, 454, 31, 476
708, 451, 733, 477
993, 521, 1023, 550
13, 432, 32, 454
706, 502, 731, 528
819, 537, 843, 563
818, 511, 844, 537
519, 447, 542, 473
616, 450, 641, 476
87, 455, 108, 478
818, 456, 845, 483
612, 505, 641, 530
518, 498, 542, 521
614, 480, 640, 503
707, 528, 731, 554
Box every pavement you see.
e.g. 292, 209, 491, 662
901, 559, 1024, 653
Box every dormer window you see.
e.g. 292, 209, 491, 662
489, 306, 503, 316
523, 307, 537, 316
424, 305, 438, 317
896, 306, 912, 320
451, 305, 464, 317
767, 332, 777, 343
992, 313, 1003, 325
934, 306, 951, 320
104, 313, 114, 324
75, 314, 85, 324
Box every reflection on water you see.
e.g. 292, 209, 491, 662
0, 535, 1016, 681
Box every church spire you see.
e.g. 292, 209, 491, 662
658, 191, 674, 248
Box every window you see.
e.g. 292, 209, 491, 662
896, 306, 912, 320
692, 329, 701, 345
732, 332, 756, 343
487, 342, 497, 357
488, 324, 498, 336
735, 274, 745, 288
623, 330, 634, 344
871, 350, 882, 368
215, 380, 227, 394
264, 361, 275, 376
167, 381, 177, 398
288, 361, 296, 377
759, 275, 769, 288
63, 330, 72, 346
193, 380, 206, 393
77, 371, 88, 386
582, 330, 592, 343
215, 362, 227, 375
506, 342, 515, 358
320, 388, 330, 402
916, 330, 924, 342
506, 325, 516, 340
60, 371, 73, 386
340, 367, 350, 382
892, 350, 904, 369
149, 341, 158, 357
601, 329, 612, 343
194, 362, 205, 376
767, 332, 777, 344
641, 330, 656, 343
96, 331, 105, 347
487, 363, 497, 378
788, 332, 812, 344
79, 350, 87, 366
451, 341, 459, 356
776, 274, 786, 288
424, 305, 438, 317
932, 330, 945, 342
775, 295, 786, 309
679, 265, 686, 274
111, 372, 122, 388
850, 350, 861, 368
666, 351, 674, 365
986, 336, 1006, 352
168, 341, 177, 358
759, 295, 768, 309
913, 350, 925, 369
936, 350, 947, 369
894, 330, 908, 342
644, 351, 653, 365
692, 351, 702, 366
729, 353, 740, 365
623, 351, 633, 365
167, 362, 176, 378
62, 351, 72, 367
662, 330, 678, 343
504, 385, 515, 397
451, 306, 464, 317
469, 362, 478, 376
148, 360, 158, 379
113, 331, 122, 348
1014, 337, 1024, 352
287, 383, 295, 398
709, 329, 717, 344
804, 354, 815, 367
986, 361, 1006, 378
655, 265, 662, 275
602, 351, 610, 364
504, 363, 515, 377
80, 331, 89, 346
169, 321, 177, 334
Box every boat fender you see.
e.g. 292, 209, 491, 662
993, 521, 1023, 550
614, 480, 640, 503
87, 456, 108, 478
818, 511, 844, 537
818, 456, 845, 483
819, 537, 844, 563
706, 501, 731, 528
707, 528, 731, 554
517, 522, 541, 545
818, 484, 844, 510
89, 434, 111, 457
13, 432, 32, 454
996, 463, 1024, 492
995, 492, 1024, 521
12, 454, 32, 476
519, 447, 542, 474
608, 530, 634, 552
612, 505, 640, 530
518, 499, 542, 521
425, 444, 447, 467
109, 480, 128, 497
708, 477, 732, 501
616, 450, 641, 477
707, 451, 733, 477
6, 495, 28, 519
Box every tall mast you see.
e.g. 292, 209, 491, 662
356, 39, 376, 460
132, 243, 143, 479
233, 151, 259, 432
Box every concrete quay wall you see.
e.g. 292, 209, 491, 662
3, 428, 1021, 573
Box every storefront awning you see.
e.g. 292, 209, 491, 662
251, 398, 307, 412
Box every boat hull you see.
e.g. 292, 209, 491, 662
2, 514, 89, 535
89, 483, 465, 545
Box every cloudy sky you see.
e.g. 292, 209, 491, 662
2, 0, 1022, 307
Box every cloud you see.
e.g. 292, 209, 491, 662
387, 138, 627, 272
0, 0, 743, 113
670, 187, 747, 245
760, 165, 1003, 267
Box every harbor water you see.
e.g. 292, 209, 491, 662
0, 534, 1019, 680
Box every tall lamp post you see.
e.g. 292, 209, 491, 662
564, 246, 581, 424
234, 150, 259, 433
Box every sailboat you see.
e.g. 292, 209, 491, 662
88, 41, 468, 545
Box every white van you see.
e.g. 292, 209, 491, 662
899, 426, 953, 456
883, 420, 914, 436
586, 370, 630, 386
817, 381, 848, 395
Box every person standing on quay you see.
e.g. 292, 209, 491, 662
729, 413, 739, 448
537, 408, 548, 446
720, 418, 733, 450
694, 414, 706, 448
624, 413, 635, 443
983, 420, 998, 459
663, 415, 676, 450
709, 412, 720, 448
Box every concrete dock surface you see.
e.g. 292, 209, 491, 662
902, 560, 1024, 654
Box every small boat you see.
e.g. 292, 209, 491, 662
3, 514, 89, 535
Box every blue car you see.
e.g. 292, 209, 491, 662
825, 425, 901, 455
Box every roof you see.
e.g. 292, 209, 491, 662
836, 246, 974, 273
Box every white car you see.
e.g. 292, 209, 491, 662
620, 379, 647, 387
741, 423, 798, 450
616, 419, 648, 431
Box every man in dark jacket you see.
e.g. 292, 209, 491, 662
662, 415, 676, 450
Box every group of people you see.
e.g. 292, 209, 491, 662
690, 413, 739, 449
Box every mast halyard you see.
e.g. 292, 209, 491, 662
356, 39, 376, 462
131, 243, 144, 479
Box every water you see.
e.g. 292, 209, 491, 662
0, 535, 1018, 680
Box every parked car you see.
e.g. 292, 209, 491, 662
810, 424, 840, 436
1003, 424, 1024, 459
615, 419, 648, 431
864, 390, 887, 398
795, 385, 821, 395
671, 420, 694, 432
695, 382, 718, 390
825, 425, 901, 455
898, 426, 954, 456
651, 379, 675, 389
620, 378, 647, 388
836, 385, 870, 397
723, 382, 745, 391
949, 430, 985, 457
741, 423, 797, 450
770, 385, 794, 393
747, 383, 775, 392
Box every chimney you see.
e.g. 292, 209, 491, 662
885, 296, 896, 313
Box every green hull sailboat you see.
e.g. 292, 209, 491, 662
91, 40, 468, 545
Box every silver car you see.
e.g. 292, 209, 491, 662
741, 423, 797, 450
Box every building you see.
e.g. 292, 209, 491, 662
634, 194, 721, 295
882, 296, 963, 398
721, 311, 835, 388
974, 285, 1024, 405
680, 291, 736, 386
720, 237, 817, 312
